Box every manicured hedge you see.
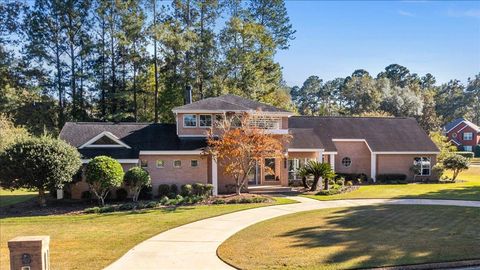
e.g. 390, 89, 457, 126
335, 173, 368, 183
376, 174, 407, 183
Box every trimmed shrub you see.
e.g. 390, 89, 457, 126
119, 203, 135, 211
144, 201, 158, 208
376, 174, 407, 183
85, 156, 124, 206
192, 183, 203, 196
180, 184, 193, 197
158, 184, 170, 197
175, 194, 184, 201
212, 199, 226, 204
116, 188, 128, 201
170, 184, 178, 195
84, 207, 101, 213
345, 181, 353, 186
456, 151, 474, 159
335, 173, 368, 184
99, 206, 115, 213
335, 177, 345, 186
124, 167, 151, 202
159, 196, 169, 205
0, 136, 82, 206
138, 186, 153, 200
202, 184, 214, 197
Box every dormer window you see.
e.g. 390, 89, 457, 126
199, 115, 212, 127
183, 114, 197, 127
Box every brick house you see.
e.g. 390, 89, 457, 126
59, 94, 439, 198
443, 118, 480, 153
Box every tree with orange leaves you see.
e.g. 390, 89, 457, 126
206, 112, 290, 195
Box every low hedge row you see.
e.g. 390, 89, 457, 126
335, 173, 369, 183
158, 183, 213, 198
376, 174, 407, 183
211, 197, 268, 204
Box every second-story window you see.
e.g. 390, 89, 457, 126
199, 115, 212, 127
463, 132, 473, 140
183, 114, 197, 127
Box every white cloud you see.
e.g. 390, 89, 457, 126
398, 10, 415, 17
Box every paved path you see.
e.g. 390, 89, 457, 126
105, 197, 480, 270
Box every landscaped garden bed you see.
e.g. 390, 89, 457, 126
218, 204, 480, 270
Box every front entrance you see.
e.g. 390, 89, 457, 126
247, 161, 259, 185
264, 158, 277, 181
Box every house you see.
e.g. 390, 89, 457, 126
443, 118, 480, 153
59, 94, 439, 198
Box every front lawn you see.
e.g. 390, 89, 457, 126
218, 205, 480, 270
304, 167, 480, 201
0, 197, 295, 270
0, 188, 37, 207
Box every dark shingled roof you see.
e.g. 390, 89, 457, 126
444, 118, 480, 132
288, 128, 325, 149
173, 94, 291, 113
59, 122, 207, 159
289, 116, 439, 152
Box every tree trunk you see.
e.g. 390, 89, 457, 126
310, 176, 320, 191
302, 176, 309, 189
324, 177, 329, 190
38, 187, 47, 207
153, 0, 159, 123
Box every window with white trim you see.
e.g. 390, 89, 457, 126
183, 114, 197, 127
191, 159, 198, 167
288, 158, 313, 180
173, 160, 182, 168
342, 157, 352, 167
414, 157, 431, 176
141, 160, 148, 168
199, 115, 212, 127
464, 146, 473, 152
156, 160, 165, 168
463, 132, 473, 140
452, 132, 457, 138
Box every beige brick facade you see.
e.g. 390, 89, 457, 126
376, 154, 437, 181
334, 141, 372, 177
140, 154, 209, 193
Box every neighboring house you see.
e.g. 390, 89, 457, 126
443, 118, 480, 153
60, 94, 439, 198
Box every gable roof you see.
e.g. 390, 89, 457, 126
289, 116, 439, 153
59, 122, 206, 159
172, 94, 292, 114
444, 118, 480, 133
288, 128, 325, 150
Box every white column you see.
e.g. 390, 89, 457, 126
212, 156, 218, 196
329, 153, 335, 171
371, 153, 377, 182
317, 149, 324, 162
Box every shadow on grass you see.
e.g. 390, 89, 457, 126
401, 185, 480, 201
279, 205, 480, 269
0, 194, 37, 208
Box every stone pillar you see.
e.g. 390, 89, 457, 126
371, 153, 377, 182
8, 236, 50, 270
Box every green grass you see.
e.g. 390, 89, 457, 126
304, 167, 480, 201
218, 205, 480, 270
0, 188, 37, 207
0, 197, 296, 270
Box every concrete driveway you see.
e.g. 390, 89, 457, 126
105, 197, 480, 270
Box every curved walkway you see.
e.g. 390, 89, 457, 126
105, 197, 480, 270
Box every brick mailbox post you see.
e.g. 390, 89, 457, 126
8, 236, 50, 270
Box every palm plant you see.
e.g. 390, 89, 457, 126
297, 166, 310, 189
304, 161, 336, 191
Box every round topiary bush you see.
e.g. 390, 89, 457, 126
124, 167, 151, 202
85, 156, 124, 206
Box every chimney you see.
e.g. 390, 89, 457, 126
184, 85, 192, 104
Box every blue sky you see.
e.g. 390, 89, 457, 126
277, 1, 480, 86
